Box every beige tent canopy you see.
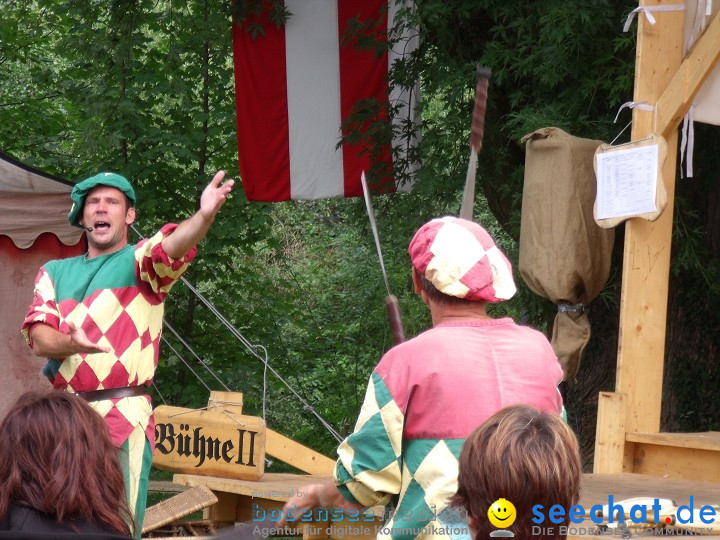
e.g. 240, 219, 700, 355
0, 152, 82, 248
0, 152, 83, 419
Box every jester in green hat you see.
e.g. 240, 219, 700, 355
22, 170, 234, 536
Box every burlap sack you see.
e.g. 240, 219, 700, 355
519, 127, 614, 379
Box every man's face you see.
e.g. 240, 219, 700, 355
80, 186, 135, 257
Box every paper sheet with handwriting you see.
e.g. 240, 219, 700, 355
596, 144, 658, 219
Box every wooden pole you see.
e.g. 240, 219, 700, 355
615, 1, 685, 434
656, 11, 720, 137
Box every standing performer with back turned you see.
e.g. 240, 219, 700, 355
21, 170, 233, 536
280, 216, 564, 540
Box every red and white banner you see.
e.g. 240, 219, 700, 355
232, 0, 416, 202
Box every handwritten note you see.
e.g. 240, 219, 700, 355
596, 144, 658, 219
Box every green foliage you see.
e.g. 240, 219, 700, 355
1, 0, 277, 424
230, 0, 290, 39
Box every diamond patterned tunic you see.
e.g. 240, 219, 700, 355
334, 319, 564, 540
21, 224, 195, 448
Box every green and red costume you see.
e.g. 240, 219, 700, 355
22, 224, 195, 533
334, 319, 564, 540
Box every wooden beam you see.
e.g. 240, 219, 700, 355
593, 392, 627, 474
266, 428, 336, 475
615, 1, 685, 433
207, 491, 241, 529
626, 430, 720, 451
630, 442, 720, 483
657, 10, 720, 137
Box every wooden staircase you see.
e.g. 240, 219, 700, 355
594, 392, 720, 482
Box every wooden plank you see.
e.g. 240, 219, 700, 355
208, 390, 244, 415
174, 472, 332, 500
622, 440, 635, 473
657, 11, 720, 137
626, 431, 720, 451
593, 392, 627, 474
580, 473, 720, 508
567, 473, 720, 539
153, 405, 266, 480
176, 473, 720, 539
615, 0, 685, 434
631, 443, 720, 483
142, 485, 218, 534
175, 473, 384, 539
266, 428, 336, 475
237, 496, 284, 522
148, 480, 187, 493
207, 491, 240, 528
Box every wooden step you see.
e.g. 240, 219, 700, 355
624, 431, 720, 483
626, 431, 720, 451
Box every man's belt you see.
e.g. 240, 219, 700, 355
74, 385, 146, 402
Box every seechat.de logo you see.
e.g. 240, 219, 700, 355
489, 498, 516, 538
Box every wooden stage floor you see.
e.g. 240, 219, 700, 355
174, 472, 720, 538
569, 473, 720, 539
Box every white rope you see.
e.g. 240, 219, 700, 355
160, 334, 214, 394
162, 319, 231, 391
610, 121, 633, 146
613, 100, 654, 123
151, 381, 168, 405
623, 4, 686, 33
179, 276, 344, 443
680, 106, 695, 178
129, 224, 343, 443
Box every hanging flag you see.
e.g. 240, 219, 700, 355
232, 0, 417, 202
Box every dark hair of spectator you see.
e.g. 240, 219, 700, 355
452, 405, 582, 540
0, 391, 134, 536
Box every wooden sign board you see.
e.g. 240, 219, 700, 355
593, 134, 668, 229
207, 390, 243, 415
153, 405, 265, 480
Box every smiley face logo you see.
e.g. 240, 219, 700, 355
487, 498, 516, 528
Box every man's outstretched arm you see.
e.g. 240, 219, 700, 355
29, 322, 110, 358
162, 170, 235, 259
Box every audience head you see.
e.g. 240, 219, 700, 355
0, 391, 133, 536
453, 405, 581, 540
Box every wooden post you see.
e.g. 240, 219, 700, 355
208, 390, 244, 415
593, 392, 627, 474
615, 0, 685, 434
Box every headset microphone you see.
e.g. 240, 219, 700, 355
85, 227, 94, 232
